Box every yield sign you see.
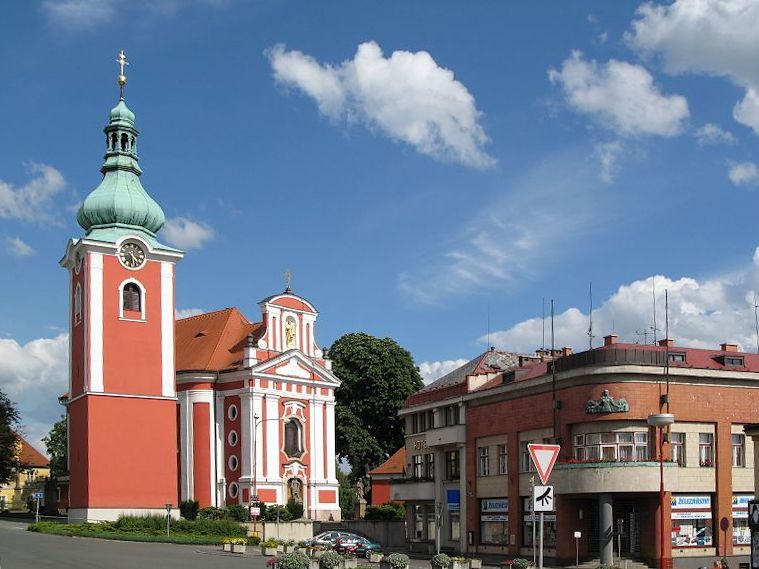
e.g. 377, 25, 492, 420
528, 443, 561, 485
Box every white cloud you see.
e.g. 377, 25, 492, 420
418, 359, 468, 384
267, 42, 495, 169
548, 50, 689, 138
627, 0, 759, 134
0, 163, 66, 223
399, 149, 601, 304
0, 334, 68, 451
728, 162, 759, 187
40, 0, 116, 29
695, 123, 736, 145
6, 237, 35, 257
594, 141, 623, 183
484, 253, 759, 356
175, 307, 205, 319
162, 217, 214, 250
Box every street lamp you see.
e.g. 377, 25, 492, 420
251, 413, 281, 535
648, 413, 675, 569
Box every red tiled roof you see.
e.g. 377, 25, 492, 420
369, 448, 406, 476
13, 432, 48, 467
175, 308, 263, 372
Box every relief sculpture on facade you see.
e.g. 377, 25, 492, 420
585, 389, 629, 414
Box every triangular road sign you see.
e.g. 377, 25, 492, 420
528, 443, 561, 485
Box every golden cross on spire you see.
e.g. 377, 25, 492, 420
284, 270, 292, 292
116, 50, 128, 98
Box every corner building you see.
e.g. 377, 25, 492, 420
60, 74, 340, 522
396, 337, 759, 569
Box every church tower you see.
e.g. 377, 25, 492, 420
60, 52, 183, 521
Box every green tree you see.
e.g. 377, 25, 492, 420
330, 332, 423, 479
0, 389, 20, 485
43, 415, 68, 477
337, 467, 356, 520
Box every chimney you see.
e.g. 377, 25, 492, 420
720, 342, 738, 353
658, 338, 674, 348
561, 347, 573, 357
242, 333, 258, 368
603, 334, 618, 347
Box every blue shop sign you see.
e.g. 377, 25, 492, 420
447, 490, 460, 512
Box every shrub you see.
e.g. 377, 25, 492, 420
513, 559, 530, 569
180, 500, 199, 521
249, 534, 262, 545
279, 552, 311, 569
431, 554, 451, 568
263, 539, 280, 548
364, 503, 405, 521
385, 553, 410, 569
320, 551, 343, 569
264, 504, 292, 522
225, 504, 248, 522
286, 500, 304, 520
197, 507, 225, 520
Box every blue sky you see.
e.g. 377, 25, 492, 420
3, 0, 759, 448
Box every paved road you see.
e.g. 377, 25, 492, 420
0, 520, 273, 569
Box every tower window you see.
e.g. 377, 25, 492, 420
120, 133, 129, 152
110, 133, 117, 151
74, 283, 82, 326
284, 419, 304, 458
123, 283, 141, 312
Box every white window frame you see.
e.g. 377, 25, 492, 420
479, 446, 490, 476
498, 444, 508, 475
118, 278, 146, 321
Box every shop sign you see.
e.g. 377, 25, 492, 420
733, 495, 755, 509
447, 489, 460, 512
671, 495, 711, 509
481, 514, 508, 522
672, 511, 712, 520
481, 499, 508, 513
525, 514, 557, 522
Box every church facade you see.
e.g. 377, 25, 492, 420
59, 55, 340, 522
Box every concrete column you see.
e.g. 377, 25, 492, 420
435, 448, 445, 544
599, 493, 613, 566
458, 444, 468, 553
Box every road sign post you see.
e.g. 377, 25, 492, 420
528, 444, 560, 569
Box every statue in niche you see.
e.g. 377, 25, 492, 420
285, 317, 296, 349
288, 478, 302, 503
586, 389, 629, 414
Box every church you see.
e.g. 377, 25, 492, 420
59, 53, 341, 522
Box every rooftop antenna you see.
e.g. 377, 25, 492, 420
652, 277, 658, 344
664, 289, 670, 412
587, 281, 595, 350
542, 297, 546, 351
635, 328, 651, 345
487, 303, 491, 349
753, 292, 759, 354
551, 299, 557, 440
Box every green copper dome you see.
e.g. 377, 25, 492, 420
77, 97, 165, 236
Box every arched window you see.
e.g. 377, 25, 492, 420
123, 283, 141, 312
284, 419, 303, 458
74, 283, 82, 326
120, 133, 129, 152
119, 279, 146, 320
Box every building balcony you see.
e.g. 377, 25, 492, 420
426, 424, 466, 447
518, 461, 680, 495
389, 478, 435, 501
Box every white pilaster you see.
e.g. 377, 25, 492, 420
89, 252, 104, 392
178, 391, 193, 501
160, 262, 175, 397
253, 394, 264, 479
240, 393, 253, 479
214, 394, 225, 507
308, 398, 316, 518
265, 394, 281, 481
313, 402, 324, 482
325, 401, 336, 482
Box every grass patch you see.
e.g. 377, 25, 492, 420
29, 514, 247, 545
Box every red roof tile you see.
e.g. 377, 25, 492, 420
369, 448, 406, 476
13, 432, 48, 468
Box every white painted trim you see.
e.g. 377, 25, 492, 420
282, 311, 299, 351
313, 402, 324, 482
66, 391, 178, 405
240, 393, 253, 480
265, 395, 280, 480
325, 401, 337, 483
160, 262, 175, 397
68, 507, 180, 523
215, 394, 225, 507
179, 391, 193, 501
74, 282, 82, 326
89, 252, 104, 393
118, 277, 147, 320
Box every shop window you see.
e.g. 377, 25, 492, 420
522, 497, 556, 547
733, 495, 754, 544
284, 420, 304, 458
732, 434, 746, 467
672, 496, 713, 548
412, 455, 425, 479
699, 433, 714, 467
671, 433, 685, 466
446, 450, 460, 480
480, 498, 509, 545
479, 446, 490, 476
498, 444, 508, 475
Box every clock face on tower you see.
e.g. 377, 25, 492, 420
119, 242, 146, 269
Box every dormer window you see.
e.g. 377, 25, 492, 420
725, 356, 744, 367
668, 353, 686, 363
119, 279, 146, 320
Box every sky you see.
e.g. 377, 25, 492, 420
3, 0, 759, 450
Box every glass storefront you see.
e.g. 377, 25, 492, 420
732, 494, 754, 545
522, 497, 556, 547
480, 498, 509, 545
671, 495, 713, 547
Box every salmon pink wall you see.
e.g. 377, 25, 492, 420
192, 402, 211, 507
86, 396, 178, 507
68, 397, 89, 508
102, 256, 163, 396
318, 489, 336, 503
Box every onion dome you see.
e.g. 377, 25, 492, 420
76, 96, 165, 236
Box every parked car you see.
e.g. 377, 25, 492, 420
335, 535, 382, 557
306, 531, 355, 547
